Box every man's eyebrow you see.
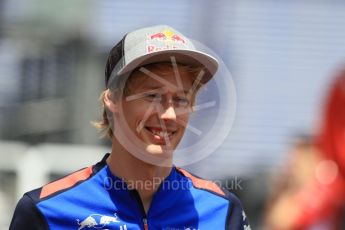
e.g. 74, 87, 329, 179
126, 85, 192, 102
139, 86, 166, 92
125, 87, 166, 101
141, 86, 190, 94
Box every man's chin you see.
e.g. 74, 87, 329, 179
145, 144, 175, 157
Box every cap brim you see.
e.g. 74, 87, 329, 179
118, 49, 219, 84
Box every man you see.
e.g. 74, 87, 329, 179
10, 25, 250, 230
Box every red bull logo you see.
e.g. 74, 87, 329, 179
150, 32, 167, 41
76, 213, 127, 230
149, 30, 186, 43
171, 34, 185, 44
147, 29, 187, 53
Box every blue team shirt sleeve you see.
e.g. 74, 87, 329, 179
10, 194, 49, 230
225, 190, 251, 230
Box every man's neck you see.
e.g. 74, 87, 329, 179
106, 138, 172, 213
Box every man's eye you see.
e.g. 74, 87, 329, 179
176, 97, 190, 107
145, 93, 162, 101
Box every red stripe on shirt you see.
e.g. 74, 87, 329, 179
176, 167, 225, 196
40, 166, 93, 199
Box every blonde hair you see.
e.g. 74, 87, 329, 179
93, 62, 205, 139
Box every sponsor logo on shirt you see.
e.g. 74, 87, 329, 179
76, 213, 127, 230
163, 227, 198, 230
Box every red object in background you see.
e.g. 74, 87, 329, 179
294, 68, 345, 230
318, 69, 345, 177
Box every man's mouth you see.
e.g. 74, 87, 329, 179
144, 126, 177, 142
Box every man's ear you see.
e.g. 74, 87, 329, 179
104, 89, 118, 113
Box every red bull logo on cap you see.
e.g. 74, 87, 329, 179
147, 29, 187, 53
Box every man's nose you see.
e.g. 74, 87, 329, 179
159, 104, 177, 121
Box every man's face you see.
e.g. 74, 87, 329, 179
113, 64, 197, 158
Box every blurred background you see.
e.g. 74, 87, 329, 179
1, 0, 345, 229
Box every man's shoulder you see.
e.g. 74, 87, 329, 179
10, 190, 50, 230
27, 166, 94, 203
175, 167, 236, 201
10, 166, 92, 230
26, 154, 108, 203
175, 167, 251, 229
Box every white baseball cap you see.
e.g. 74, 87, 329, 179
106, 25, 219, 86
